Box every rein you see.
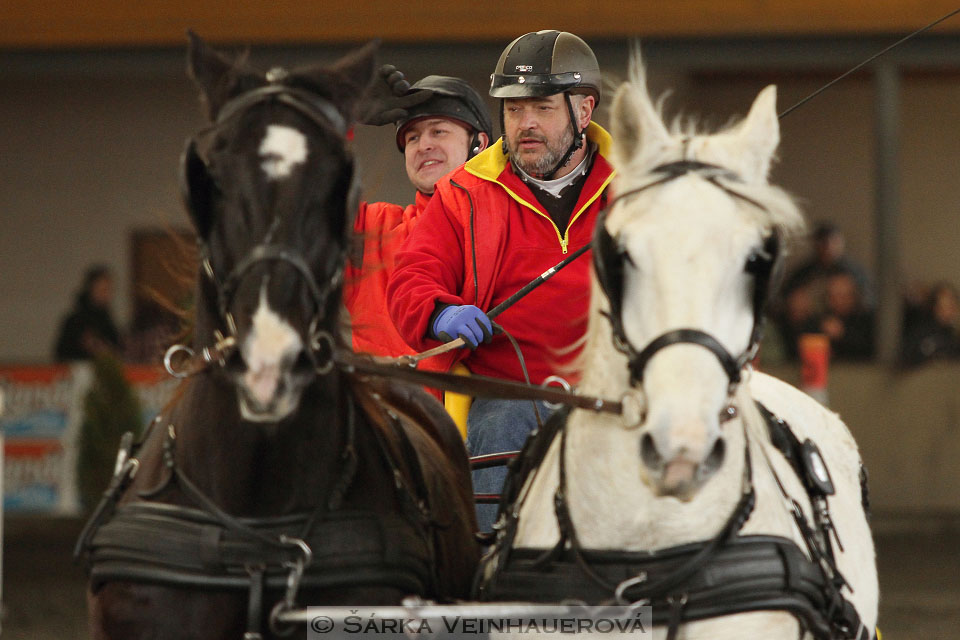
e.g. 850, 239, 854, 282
163, 337, 653, 432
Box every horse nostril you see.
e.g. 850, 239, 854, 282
639, 432, 664, 471
701, 436, 726, 477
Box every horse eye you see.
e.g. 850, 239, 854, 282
621, 249, 636, 268
744, 247, 770, 274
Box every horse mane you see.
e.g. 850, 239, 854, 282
614, 51, 806, 241
569, 56, 811, 381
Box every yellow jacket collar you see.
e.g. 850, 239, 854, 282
465, 121, 613, 182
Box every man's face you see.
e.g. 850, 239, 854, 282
826, 274, 859, 317
504, 94, 585, 179
403, 117, 472, 194
816, 232, 845, 265
90, 275, 114, 307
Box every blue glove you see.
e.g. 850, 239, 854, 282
432, 305, 493, 350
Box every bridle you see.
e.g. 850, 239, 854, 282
593, 160, 782, 395
173, 74, 359, 376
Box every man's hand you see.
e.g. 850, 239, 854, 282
357, 64, 434, 126
432, 305, 493, 350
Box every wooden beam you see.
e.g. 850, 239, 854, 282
6, 0, 960, 49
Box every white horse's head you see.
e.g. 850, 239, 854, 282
597, 57, 804, 500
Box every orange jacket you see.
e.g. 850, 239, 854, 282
345, 192, 431, 358
386, 122, 616, 384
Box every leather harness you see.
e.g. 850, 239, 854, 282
75, 380, 442, 639
475, 404, 873, 640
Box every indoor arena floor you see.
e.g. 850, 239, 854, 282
3, 514, 959, 639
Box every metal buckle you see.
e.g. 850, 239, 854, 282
540, 375, 572, 410
269, 536, 313, 637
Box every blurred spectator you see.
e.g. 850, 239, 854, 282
770, 282, 819, 361
900, 281, 960, 367
783, 222, 874, 312
54, 265, 123, 361
901, 279, 932, 335
816, 268, 875, 361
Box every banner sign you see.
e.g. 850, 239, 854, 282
0, 363, 176, 514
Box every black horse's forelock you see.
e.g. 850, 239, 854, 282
209, 100, 352, 245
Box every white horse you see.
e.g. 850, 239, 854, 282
478, 59, 878, 640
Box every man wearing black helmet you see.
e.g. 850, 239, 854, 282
345, 68, 492, 363
387, 31, 614, 529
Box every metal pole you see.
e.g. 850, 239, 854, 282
873, 61, 902, 364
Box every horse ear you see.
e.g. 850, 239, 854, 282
610, 61, 672, 171
289, 40, 380, 123
325, 40, 380, 120
186, 30, 257, 121
733, 84, 779, 183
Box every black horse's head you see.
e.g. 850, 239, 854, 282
181, 33, 376, 423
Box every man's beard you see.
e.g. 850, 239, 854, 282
508, 126, 574, 179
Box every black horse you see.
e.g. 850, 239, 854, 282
76, 33, 478, 640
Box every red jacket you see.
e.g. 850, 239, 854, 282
387, 122, 616, 384
345, 191, 430, 358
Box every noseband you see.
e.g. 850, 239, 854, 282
594, 160, 781, 392
178, 76, 358, 372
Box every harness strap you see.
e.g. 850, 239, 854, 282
245, 564, 265, 640
665, 595, 686, 640
631, 328, 744, 385
753, 402, 851, 602
482, 536, 865, 639
85, 502, 433, 594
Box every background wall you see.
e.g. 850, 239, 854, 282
0, 41, 679, 362
5, 38, 960, 361
7, 0, 960, 48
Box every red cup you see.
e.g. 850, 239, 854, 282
798, 333, 830, 404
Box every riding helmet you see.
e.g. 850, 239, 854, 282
395, 76, 493, 152
489, 30, 601, 105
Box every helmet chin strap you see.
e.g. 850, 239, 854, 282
539, 92, 586, 180
501, 94, 586, 179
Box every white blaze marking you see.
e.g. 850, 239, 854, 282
258, 125, 308, 180
242, 286, 303, 407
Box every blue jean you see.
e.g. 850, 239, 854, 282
466, 397, 556, 533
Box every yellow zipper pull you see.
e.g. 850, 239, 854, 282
560, 237, 569, 254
